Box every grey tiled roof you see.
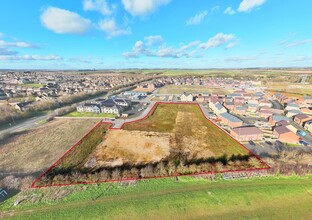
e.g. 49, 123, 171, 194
219, 113, 242, 123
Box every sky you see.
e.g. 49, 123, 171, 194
0, 0, 312, 69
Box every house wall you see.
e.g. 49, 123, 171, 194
181, 95, 193, 102
273, 130, 299, 144
304, 123, 312, 133
220, 118, 243, 128
231, 131, 263, 141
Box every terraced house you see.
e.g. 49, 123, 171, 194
77, 98, 131, 116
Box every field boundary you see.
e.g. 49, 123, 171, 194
31, 102, 271, 188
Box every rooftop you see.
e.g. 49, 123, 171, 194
219, 113, 243, 123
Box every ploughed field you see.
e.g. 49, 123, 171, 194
35, 104, 267, 187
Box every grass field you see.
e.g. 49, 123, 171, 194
157, 85, 230, 94
20, 83, 43, 88
64, 111, 117, 118
265, 82, 312, 97
0, 119, 100, 174
1, 175, 312, 219
34, 103, 266, 186
123, 104, 247, 157
52, 123, 110, 171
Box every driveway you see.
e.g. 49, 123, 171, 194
109, 101, 156, 128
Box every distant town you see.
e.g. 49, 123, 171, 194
1, 71, 312, 150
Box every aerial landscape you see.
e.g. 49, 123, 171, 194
0, 0, 312, 219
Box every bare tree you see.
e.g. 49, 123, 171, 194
112, 168, 121, 180
156, 161, 168, 176
20, 176, 35, 192
0, 175, 21, 190
140, 164, 154, 178
99, 170, 110, 181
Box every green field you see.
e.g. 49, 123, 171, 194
123, 104, 247, 157
157, 85, 230, 94
1, 175, 312, 219
20, 83, 43, 88
64, 111, 117, 118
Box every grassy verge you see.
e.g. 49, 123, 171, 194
1, 175, 311, 219
64, 111, 117, 118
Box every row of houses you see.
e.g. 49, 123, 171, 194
77, 98, 131, 116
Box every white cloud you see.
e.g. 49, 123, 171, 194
224, 7, 236, 15
98, 18, 131, 38
0, 54, 62, 61
123, 34, 235, 59
0, 33, 4, 38
121, 0, 171, 16
83, 0, 114, 15
123, 35, 199, 58
41, 7, 92, 34
211, 6, 220, 13
180, 40, 201, 50
144, 35, 164, 46
0, 48, 18, 56
225, 56, 257, 62
198, 33, 235, 50
186, 11, 208, 26
238, 0, 266, 12
0, 40, 36, 48
225, 41, 238, 49
284, 39, 312, 48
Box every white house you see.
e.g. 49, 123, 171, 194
180, 92, 193, 102
209, 102, 228, 115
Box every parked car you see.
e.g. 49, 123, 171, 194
297, 130, 307, 137
299, 140, 309, 146
275, 140, 284, 147
265, 141, 273, 145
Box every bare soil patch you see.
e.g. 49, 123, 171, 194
88, 130, 171, 168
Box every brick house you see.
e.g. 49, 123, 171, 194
231, 126, 263, 141
219, 112, 243, 128
294, 114, 312, 126
273, 126, 300, 144
269, 115, 290, 125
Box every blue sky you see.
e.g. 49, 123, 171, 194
0, 0, 312, 69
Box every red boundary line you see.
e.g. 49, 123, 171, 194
31, 102, 270, 188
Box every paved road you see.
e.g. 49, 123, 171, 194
109, 101, 156, 128
269, 99, 283, 110
0, 115, 48, 136
289, 120, 312, 145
